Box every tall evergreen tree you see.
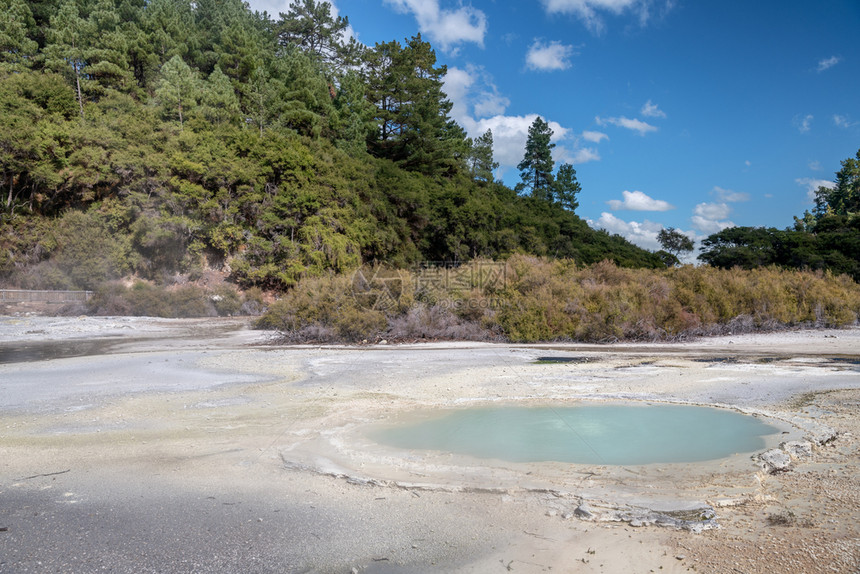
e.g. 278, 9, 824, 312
365, 34, 463, 176
330, 69, 375, 154
142, 0, 195, 63
268, 46, 333, 137
83, 0, 133, 95
468, 129, 498, 183
552, 162, 580, 211
200, 65, 241, 125
44, 0, 89, 118
246, 61, 275, 136
516, 116, 555, 200
277, 0, 361, 74
155, 54, 199, 128
0, 0, 38, 68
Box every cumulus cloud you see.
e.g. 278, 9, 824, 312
443, 66, 474, 106
640, 99, 666, 119
582, 130, 608, 143
587, 213, 666, 251
796, 178, 835, 202
444, 65, 510, 121
385, 0, 487, 51
713, 186, 750, 203
473, 94, 510, 118
541, 0, 671, 34
691, 202, 734, 234
469, 114, 572, 170
569, 147, 601, 164
526, 40, 575, 71
607, 190, 674, 211
444, 67, 598, 176
596, 115, 657, 136
817, 56, 841, 72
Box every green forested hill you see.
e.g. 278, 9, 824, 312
0, 0, 664, 292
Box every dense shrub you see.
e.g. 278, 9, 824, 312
257, 257, 860, 343
86, 281, 257, 318
255, 274, 387, 342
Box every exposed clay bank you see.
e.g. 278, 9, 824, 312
1, 316, 859, 573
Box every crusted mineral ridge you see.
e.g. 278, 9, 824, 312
281, 453, 721, 532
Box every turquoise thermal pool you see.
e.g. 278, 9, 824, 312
368, 404, 782, 466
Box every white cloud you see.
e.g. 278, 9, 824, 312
691, 216, 734, 235
833, 114, 854, 128
569, 147, 602, 164
473, 93, 511, 118
795, 114, 813, 133
470, 114, 571, 170
640, 99, 666, 119
384, 0, 487, 52
582, 130, 608, 143
607, 190, 674, 211
443, 67, 474, 106
796, 178, 835, 202
444, 65, 510, 120
817, 56, 841, 72
541, 0, 670, 34
713, 186, 750, 203
691, 202, 734, 234
694, 202, 730, 220
596, 115, 657, 136
588, 212, 666, 251
526, 40, 575, 71
444, 67, 598, 176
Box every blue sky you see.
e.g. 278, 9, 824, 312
247, 0, 860, 254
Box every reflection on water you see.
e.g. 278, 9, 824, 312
369, 404, 781, 465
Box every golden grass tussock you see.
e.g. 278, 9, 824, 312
258, 257, 860, 343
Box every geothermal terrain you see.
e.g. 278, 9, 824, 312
1, 316, 858, 573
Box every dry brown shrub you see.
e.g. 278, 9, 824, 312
256, 257, 860, 343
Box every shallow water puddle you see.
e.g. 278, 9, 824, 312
369, 404, 781, 465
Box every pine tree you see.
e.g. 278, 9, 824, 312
266, 47, 333, 138
0, 0, 38, 69
277, 0, 361, 74
330, 69, 375, 155
155, 55, 200, 128
83, 0, 134, 96
44, 0, 89, 118
200, 65, 240, 125
552, 162, 580, 211
365, 34, 463, 176
517, 117, 555, 200
469, 129, 498, 183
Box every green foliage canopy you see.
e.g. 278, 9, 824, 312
0, 0, 667, 293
